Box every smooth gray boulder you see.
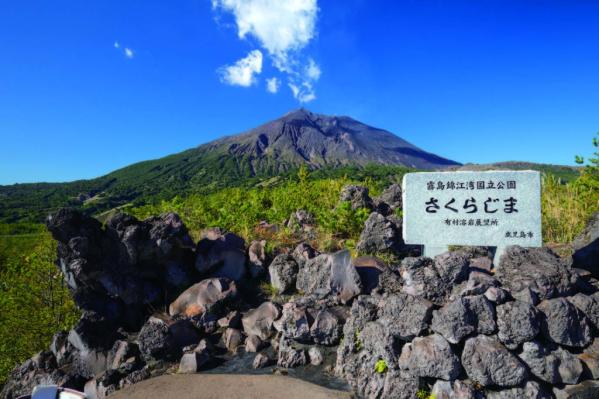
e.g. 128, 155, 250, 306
241, 301, 280, 341
268, 254, 299, 294
178, 350, 209, 373
461, 335, 527, 387
496, 300, 540, 349
356, 212, 402, 253
223, 328, 243, 352
244, 335, 264, 353
537, 297, 592, 348
377, 293, 433, 340
519, 341, 583, 384
398, 334, 461, 380
168, 277, 237, 317
329, 249, 363, 303
195, 231, 247, 281
496, 246, 575, 300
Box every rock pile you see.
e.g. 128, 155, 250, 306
2, 187, 598, 399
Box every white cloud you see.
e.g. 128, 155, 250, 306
305, 58, 321, 80
114, 41, 120, 49
288, 82, 315, 103
266, 77, 280, 93
114, 41, 134, 59
219, 49, 263, 87
212, 0, 317, 69
212, 0, 321, 102
124, 48, 134, 59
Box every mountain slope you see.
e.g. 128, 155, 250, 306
0, 109, 458, 222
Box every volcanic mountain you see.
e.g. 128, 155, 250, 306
0, 109, 459, 222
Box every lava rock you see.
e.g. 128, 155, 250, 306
137, 316, 199, 361
519, 341, 583, 384
245, 335, 264, 353
537, 297, 592, 348
339, 185, 373, 210
496, 300, 540, 349
273, 301, 312, 342
553, 380, 599, 399
567, 293, 599, 330
356, 212, 402, 253
291, 242, 319, 267
434, 251, 470, 286
178, 350, 210, 373
224, 328, 243, 352
277, 338, 307, 368
398, 334, 461, 380
377, 293, 433, 340
253, 353, 272, 369
310, 309, 342, 346
247, 240, 267, 278
373, 183, 402, 215
486, 381, 549, 399
572, 211, 599, 277
308, 346, 324, 366
496, 246, 576, 300
268, 254, 299, 294
461, 335, 528, 387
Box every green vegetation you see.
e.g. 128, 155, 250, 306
416, 389, 436, 399
353, 330, 363, 351
0, 224, 79, 386
374, 359, 388, 374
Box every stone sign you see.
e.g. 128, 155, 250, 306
402, 170, 542, 262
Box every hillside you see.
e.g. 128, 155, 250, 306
0, 109, 459, 222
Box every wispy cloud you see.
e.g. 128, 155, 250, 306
114, 41, 135, 59
212, 0, 320, 102
266, 77, 280, 93
219, 49, 263, 87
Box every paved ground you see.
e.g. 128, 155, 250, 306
108, 374, 354, 399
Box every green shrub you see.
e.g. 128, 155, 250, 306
374, 359, 388, 374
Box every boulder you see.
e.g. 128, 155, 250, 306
277, 338, 307, 368
252, 353, 272, 369
178, 350, 210, 373
486, 381, 549, 399
168, 277, 237, 317
339, 185, 373, 210
579, 339, 599, 379
217, 310, 242, 329
241, 301, 281, 340
195, 231, 247, 281
537, 297, 592, 348
377, 293, 433, 340
247, 240, 267, 278
434, 251, 470, 286
431, 296, 494, 344
245, 335, 264, 353
398, 334, 461, 380
329, 249, 362, 303
268, 254, 299, 294
496, 300, 540, 349
308, 347, 324, 366
431, 380, 477, 399
273, 301, 312, 342
356, 212, 402, 253
458, 271, 499, 297
352, 256, 385, 294
296, 250, 362, 302
496, 246, 576, 300
553, 380, 599, 399
519, 341, 583, 384
291, 242, 319, 267
461, 335, 527, 387
572, 211, 599, 276
224, 328, 243, 352
137, 316, 199, 362
567, 293, 599, 330
373, 183, 402, 215
310, 309, 341, 345
287, 209, 315, 232
400, 257, 452, 305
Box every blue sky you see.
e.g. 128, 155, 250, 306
1, 0, 598, 184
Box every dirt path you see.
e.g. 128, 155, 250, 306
108, 373, 354, 399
